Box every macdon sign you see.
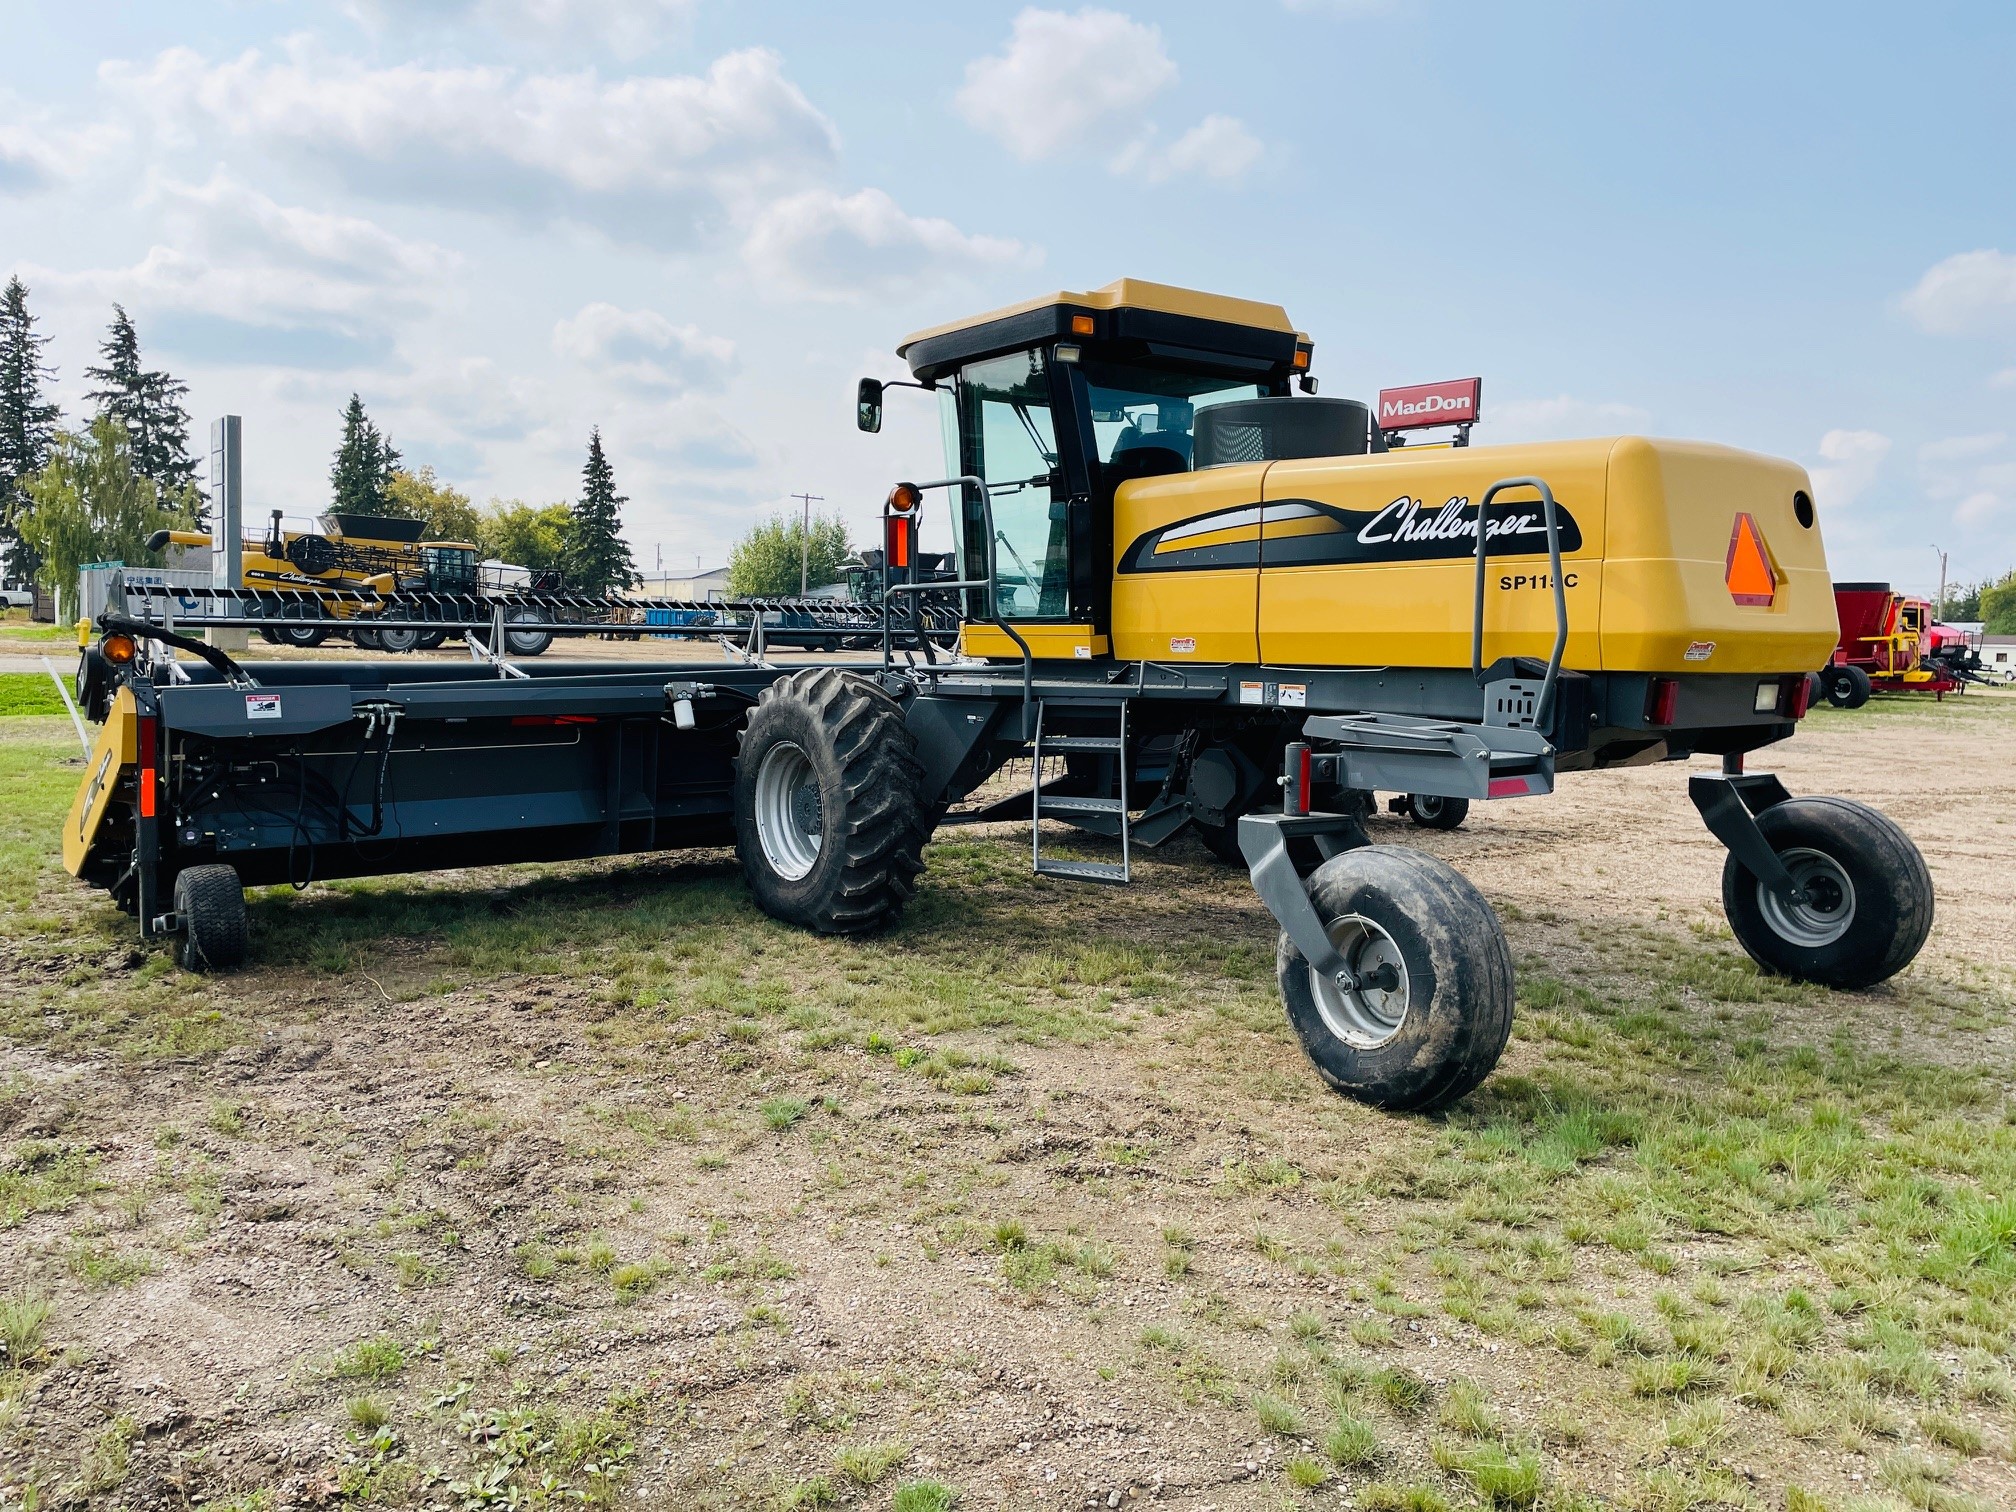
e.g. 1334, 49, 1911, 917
1379, 378, 1482, 430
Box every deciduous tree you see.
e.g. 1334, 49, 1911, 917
385, 466, 484, 543
727, 510, 851, 598
19, 416, 200, 616
482, 500, 574, 575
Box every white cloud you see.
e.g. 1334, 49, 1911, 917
1808, 428, 1892, 510
24, 173, 459, 368
740, 187, 1037, 301
955, 8, 1177, 161
552, 302, 735, 393
1492, 394, 1651, 442
1116, 114, 1264, 184
105, 43, 839, 243
343, 0, 698, 58
1955, 491, 2009, 528
0, 99, 126, 195
1900, 249, 2016, 335
1917, 432, 2005, 465
1991, 367, 2016, 389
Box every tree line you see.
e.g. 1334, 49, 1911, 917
0, 275, 641, 607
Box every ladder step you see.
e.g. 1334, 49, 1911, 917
1038, 795, 1124, 816
1034, 859, 1130, 885
1041, 735, 1122, 752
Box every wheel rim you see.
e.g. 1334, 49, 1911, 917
754, 742, 823, 881
378, 627, 419, 652
1306, 913, 1412, 1049
1414, 795, 1443, 820
1757, 847, 1856, 948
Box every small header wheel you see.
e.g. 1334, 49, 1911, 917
1406, 793, 1470, 831
1275, 845, 1513, 1111
174, 864, 247, 972
1823, 665, 1872, 709
1721, 796, 1931, 990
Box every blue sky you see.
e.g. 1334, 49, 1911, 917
4, 1, 2013, 594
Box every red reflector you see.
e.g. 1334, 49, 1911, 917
137, 716, 158, 819
510, 715, 597, 726
1296, 744, 1312, 814
1784, 673, 1813, 720
1488, 776, 1534, 799
1647, 676, 1680, 727
884, 516, 913, 571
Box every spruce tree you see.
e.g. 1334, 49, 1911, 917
85, 304, 202, 513
329, 394, 404, 516
567, 428, 636, 594
0, 275, 62, 583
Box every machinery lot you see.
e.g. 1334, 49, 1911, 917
1, 690, 2012, 1511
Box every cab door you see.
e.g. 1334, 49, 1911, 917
1109, 464, 1267, 662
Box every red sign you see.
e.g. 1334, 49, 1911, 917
1378, 377, 1482, 431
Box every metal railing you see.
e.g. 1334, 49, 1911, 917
1470, 475, 1570, 729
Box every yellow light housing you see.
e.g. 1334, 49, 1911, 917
1070, 314, 1095, 336
1292, 347, 1311, 370
102, 633, 136, 665
886, 482, 922, 515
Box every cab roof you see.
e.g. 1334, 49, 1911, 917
897, 277, 1310, 385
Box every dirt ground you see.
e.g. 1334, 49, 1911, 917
1, 684, 2012, 1512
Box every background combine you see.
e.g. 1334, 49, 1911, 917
63, 278, 1934, 1113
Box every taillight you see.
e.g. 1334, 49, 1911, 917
1646, 677, 1680, 727
1782, 673, 1813, 720
884, 514, 914, 572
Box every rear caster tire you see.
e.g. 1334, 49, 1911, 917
1275, 846, 1513, 1112
174, 864, 247, 972
734, 667, 930, 934
1721, 797, 1932, 990
1406, 794, 1470, 831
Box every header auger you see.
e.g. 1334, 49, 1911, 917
64, 277, 1934, 1113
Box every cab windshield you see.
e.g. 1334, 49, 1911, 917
1080, 360, 1266, 471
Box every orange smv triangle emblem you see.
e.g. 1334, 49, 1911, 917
1725, 512, 1777, 606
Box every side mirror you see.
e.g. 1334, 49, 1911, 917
856, 377, 884, 434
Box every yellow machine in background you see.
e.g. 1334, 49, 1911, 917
150, 511, 547, 653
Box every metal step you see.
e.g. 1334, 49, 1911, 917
1034, 859, 1129, 885
1038, 794, 1123, 817
1041, 734, 1121, 752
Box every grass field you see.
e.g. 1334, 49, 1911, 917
0, 693, 2012, 1511
0, 674, 70, 719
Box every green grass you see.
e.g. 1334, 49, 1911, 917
0, 673, 68, 717
890, 1481, 957, 1512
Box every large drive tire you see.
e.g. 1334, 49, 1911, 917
414, 629, 448, 651
1825, 665, 1873, 709
174, 865, 248, 972
1275, 846, 1514, 1112
1407, 793, 1470, 831
277, 622, 329, 648
1720, 797, 1932, 990
352, 629, 382, 650
375, 626, 421, 653
734, 668, 930, 934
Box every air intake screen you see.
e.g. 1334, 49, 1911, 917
1194, 397, 1381, 470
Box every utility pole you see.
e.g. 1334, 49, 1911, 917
791, 491, 824, 595
1930, 544, 1948, 621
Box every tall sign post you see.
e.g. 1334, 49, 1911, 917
208, 416, 247, 650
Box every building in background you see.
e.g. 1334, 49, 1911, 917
631, 565, 730, 601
